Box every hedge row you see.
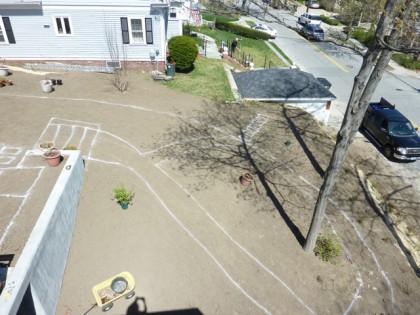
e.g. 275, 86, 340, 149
202, 13, 239, 23
320, 15, 341, 26
215, 21, 271, 40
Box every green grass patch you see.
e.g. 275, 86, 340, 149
270, 42, 293, 65
321, 15, 342, 26
392, 53, 420, 71
163, 58, 235, 102
189, 25, 288, 68
344, 27, 375, 46
202, 13, 239, 23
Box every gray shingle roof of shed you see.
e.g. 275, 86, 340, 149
232, 68, 336, 102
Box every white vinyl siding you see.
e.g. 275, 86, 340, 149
0, 6, 164, 61
128, 17, 145, 44
53, 16, 73, 36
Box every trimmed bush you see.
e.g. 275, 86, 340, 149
202, 13, 238, 23
168, 36, 199, 71
392, 53, 420, 70
343, 27, 375, 46
321, 15, 341, 26
215, 21, 270, 40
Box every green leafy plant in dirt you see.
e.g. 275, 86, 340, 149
113, 184, 134, 205
314, 230, 342, 264
168, 36, 199, 71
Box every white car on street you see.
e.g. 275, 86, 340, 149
298, 13, 322, 26
252, 24, 277, 39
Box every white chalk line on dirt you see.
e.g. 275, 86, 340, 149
337, 205, 396, 314
239, 145, 386, 314
324, 215, 364, 315
0, 166, 45, 247
88, 156, 273, 315
0, 94, 182, 118
62, 125, 76, 149
155, 161, 317, 315
299, 175, 396, 313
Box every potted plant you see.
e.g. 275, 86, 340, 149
39, 141, 55, 151
44, 149, 62, 167
40, 79, 53, 93
0, 65, 8, 77
63, 145, 78, 150
113, 184, 134, 210
240, 172, 254, 186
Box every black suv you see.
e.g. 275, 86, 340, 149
362, 98, 420, 161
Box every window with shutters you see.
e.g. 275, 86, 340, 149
0, 16, 16, 44
53, 16, 73, 36
121, 17, 153, 45
128, 18, 145, 44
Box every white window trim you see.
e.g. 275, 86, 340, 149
0, 16, 10, 44
52, 15, 74, 36
128, 17, 146, 45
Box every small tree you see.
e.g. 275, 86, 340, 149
104, 20, 131, 92
168, 36, 199, 71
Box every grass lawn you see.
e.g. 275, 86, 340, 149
162, 26, 292, 102
191, 25, 288, 69
163, 57, 235, 102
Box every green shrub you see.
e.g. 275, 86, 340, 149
202, 13, 238, 23
215, 21, 270, 40
168, 36, 199, 71
314, 231, 342, 264
344, 27, 375, 46
321, 15, 341, 26
392, 53, 420, 70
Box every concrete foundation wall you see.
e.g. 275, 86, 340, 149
287, 102, 330, 125
0, 152, 84, 315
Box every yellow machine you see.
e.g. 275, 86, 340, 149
91, 271, 136, 312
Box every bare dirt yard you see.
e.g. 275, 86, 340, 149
0, 67, 419, 315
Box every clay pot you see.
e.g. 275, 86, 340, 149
39, 141, 55, 151
44, 149, 62, 167
240, 172, 254, 186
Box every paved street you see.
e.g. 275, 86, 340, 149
240, 3, 420, 173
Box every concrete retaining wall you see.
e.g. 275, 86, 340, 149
0, 151, 84, 315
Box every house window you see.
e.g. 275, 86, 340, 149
121, 17, 153, 45
0, 16, 16, 44
54, 16, 72, 35
129, 18, 145, 44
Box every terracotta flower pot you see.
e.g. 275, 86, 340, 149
44, 149, 62, 167
240, 172, 254, 186
39, 141, 55, 151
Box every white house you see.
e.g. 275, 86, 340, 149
0, 0, 177, 71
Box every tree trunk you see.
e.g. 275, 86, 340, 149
303, 0, 403, 253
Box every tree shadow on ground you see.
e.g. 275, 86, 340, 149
157, 101, 328, 246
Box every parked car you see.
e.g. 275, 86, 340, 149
361, 98, 420, 161
306, 0, 320, 8
298, 13, 322, 26
301, 24, 324, 40
252, 24, 277, 39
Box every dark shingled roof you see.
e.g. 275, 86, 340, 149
232, 68, 336, 102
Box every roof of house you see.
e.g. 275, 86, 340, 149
232, 68, 336, 103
